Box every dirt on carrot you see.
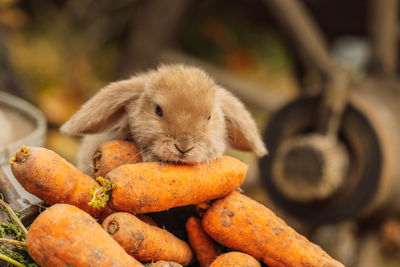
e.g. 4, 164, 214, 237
103, 156, 247, 214
102, 212, 193, 266
91, 140, 142, 178
10, 146, 112, 220
27, 204, 143, 267
202, 191, 345, 267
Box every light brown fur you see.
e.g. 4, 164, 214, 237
61, 64, 267, 173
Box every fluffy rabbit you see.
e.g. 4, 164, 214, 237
61, 64, 267, 174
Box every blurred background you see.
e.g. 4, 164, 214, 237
1, 0, 400, 266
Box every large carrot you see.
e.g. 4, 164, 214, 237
202, 191, 344, 267
103, 156, 247, 214
186, 217, 220, 267
10, 146, 112, 220
91, 140, 141, 178
102, 212, 193, 266
27, 203, 143, 267
209, 252, 260, 267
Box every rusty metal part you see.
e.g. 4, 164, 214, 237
272, 134, 349, 202
260, 77, 400, 223
260, 95, 381, 223
259, 0, 400, 226
262, 2, 353, 201
272, 67, 352, 203
317, 66, 351, 138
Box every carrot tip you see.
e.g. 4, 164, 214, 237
88, 176, 116, 209
106, 220, 119, 235
12, 145, 30, 164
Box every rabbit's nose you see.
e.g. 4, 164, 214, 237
174, 143, 194, 154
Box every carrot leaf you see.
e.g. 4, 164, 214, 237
0, 202, 38, 267
88, 177, 116, 209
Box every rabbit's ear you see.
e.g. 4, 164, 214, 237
217, 87, 268, 157
61, 77, 145, 135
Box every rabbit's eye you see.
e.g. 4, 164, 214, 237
155, 105, 163, 118
207, 115, 211, 120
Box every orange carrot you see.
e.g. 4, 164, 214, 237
91, 140, 141, 178
186, 217, 220, 267
102, 212, 193, 266
10, 146, 112, 220
104, 156, 247, 214
145, 261, 182, 267
27, 204, 143, 267
202, 191, 344, 267
209, 252, 261, 267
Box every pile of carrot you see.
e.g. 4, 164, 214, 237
9, 140, 344, 267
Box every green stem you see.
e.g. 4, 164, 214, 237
0, 199, 27, 236
0, 252, 26, 267
0, 238, 26, 247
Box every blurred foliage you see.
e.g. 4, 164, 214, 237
0, 0, 26, 30
5, 0, 140, 124
1, 0, 139, 162
180, 0, 298, 101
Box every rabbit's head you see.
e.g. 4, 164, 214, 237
61, 64, 267, 163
